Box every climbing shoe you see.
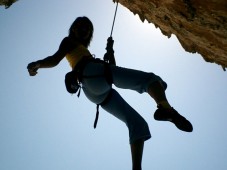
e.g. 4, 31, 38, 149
154, 105, 193, 132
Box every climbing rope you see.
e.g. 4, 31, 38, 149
94, 2, 119, 129
110, 1, 119, 37
103, 1, 119, 63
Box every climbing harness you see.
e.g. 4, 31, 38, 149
65, 57, 113, 128
95, 1, 119, 128
65, 1, 119, 128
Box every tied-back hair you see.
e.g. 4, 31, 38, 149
69, 16, 94, 47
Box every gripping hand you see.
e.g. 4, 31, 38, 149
27, 62, 40, 76
103, 37, 115, 63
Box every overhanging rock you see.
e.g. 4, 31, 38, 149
1, 0, 226, 70
114, 0, 227, 70
0, 0, 17, 9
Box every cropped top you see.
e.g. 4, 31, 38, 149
66, 44, 92, 69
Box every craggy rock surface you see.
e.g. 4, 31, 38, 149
0, 0, 17, 9
1, 0, 227, 69
114, 0, 227, 70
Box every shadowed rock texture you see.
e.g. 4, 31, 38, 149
0, 0, 17, 9
1, 0, 226, 69
114, 0, 227, 70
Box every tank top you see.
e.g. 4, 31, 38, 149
66, 44, 92, 69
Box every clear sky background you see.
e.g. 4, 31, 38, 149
0, 0, 227, 170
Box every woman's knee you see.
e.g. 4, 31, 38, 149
146, 73, 168, 92
128, 117, 151, 144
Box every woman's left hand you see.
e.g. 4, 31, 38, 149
27, 62, 40, 76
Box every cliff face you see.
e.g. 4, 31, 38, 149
0, 0, 17, 9
1, 0, 227, 70
114, 0, 227, 70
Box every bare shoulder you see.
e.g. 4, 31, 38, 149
59, 37, 79, 52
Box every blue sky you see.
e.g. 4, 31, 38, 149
0, 0, 227, 170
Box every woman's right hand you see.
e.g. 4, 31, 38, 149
27, 62, 40, 76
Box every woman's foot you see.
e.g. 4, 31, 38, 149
154, 105, 193, 132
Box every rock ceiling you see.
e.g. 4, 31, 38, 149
114, 0, 227, 70
1, 0, 226, 70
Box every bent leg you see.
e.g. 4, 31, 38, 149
101, 89, 150, 170
101, 89, 151, 143
109, 66, 193, 132
148, 81, 171, 108
110, 65, 170, 107
110, 65, 167, 94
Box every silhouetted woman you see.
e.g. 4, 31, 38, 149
27, 16, 193, 170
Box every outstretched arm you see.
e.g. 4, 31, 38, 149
27, 37, 74, 76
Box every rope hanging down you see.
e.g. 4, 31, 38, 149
103, 1, 119, 63
110, 1, 119, 37
94, 2, 119, 129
